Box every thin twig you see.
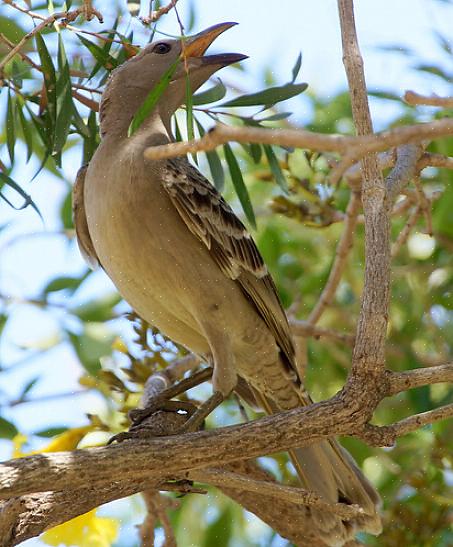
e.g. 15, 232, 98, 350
413, 176, 433, 236
390, 206, 420, 258
308, 191, 361, 325
0, 3, 103, 75
142, 0, 179, 24
404, 90, 453, 108
143, 119, 453, 166
386, 362, 453, 396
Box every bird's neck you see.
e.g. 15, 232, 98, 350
99, 81, 174, 144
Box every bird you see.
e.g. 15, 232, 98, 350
73, 22, 382, 546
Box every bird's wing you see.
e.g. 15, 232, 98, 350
161, 157, 296, 370
73, 164, 100, 270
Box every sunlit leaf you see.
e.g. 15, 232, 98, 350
224, 143, 256, 228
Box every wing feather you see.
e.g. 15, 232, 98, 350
73, 164, 100, 270
161, 157, 296, 370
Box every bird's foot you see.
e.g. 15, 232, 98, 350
128, 367, 213, 425
174, 391, 224, 434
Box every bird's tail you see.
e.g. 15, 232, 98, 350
252, 388, 382, 547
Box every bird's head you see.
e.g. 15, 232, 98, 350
100, 22, 246, 139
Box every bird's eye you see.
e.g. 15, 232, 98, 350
153, 42, 172, 54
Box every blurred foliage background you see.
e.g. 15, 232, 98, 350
0, 0, 452, 546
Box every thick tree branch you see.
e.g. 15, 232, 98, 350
337, 0, 389, 396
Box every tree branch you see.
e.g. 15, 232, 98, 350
404, 90, 453, 108
143, 118, 453, 163
308, 191, 361, 325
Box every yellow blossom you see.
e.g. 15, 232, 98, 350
41, 509, 118, 547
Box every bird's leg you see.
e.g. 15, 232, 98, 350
175, 391, 224, 433
129, 366, 213, 424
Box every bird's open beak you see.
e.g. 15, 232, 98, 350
182, 22, 247, 66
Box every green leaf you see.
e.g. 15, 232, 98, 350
202, 507, 233, 547
83, 110, 99, 164
220, 81, 308, 108
34, 426, 68, 438
71, 293, 121, 322
35, 33, 57, 123
174, 115, 183, 142
185, 72, 196, 163
77, 35, 118, 73
53, 35, 73, 157
6, 89, 16, 163
0, 172, 42, 218
291, 52, 302, 82
195, 118, 224, 190
263, 145, 288, 193
257, 111, 292, 122
223, 143, 256, 228
67, 326, 114, 376
20, 377, 39, 399
128, 57, 180, 136
16, 97, 33, 161
250, 143, 262, 164
89, 19, 119, 79
413, 63, 452, 82
43, 272, 89, 295
193, 79, 226, 105
0, 417, 18, 440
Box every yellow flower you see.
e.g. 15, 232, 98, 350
12, 426, 119, 546
12, 426, 93, 458
41, 509, 118, 547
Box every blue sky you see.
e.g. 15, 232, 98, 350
0, 0, 452, 544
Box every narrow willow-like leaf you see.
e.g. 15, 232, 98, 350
185, 72, 197, 164
193, 79, 226, 105
173, 115, 183, 142
195, 118, 224, 191
35, 33, 56, 149
250, 143, 262, 164
16, 97, 33, 161
220, 82, 308, 108
128, 57, 180, 136
291, 52, 302, 83
77, 35, 118, 73
83, 110, 98, 164
53, 35, 73, 157
264, 145, 288, 193
223, 143, 256, 228
0, 172, 42, 219
89, 19, 119, 79
6, 90, 15, 163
